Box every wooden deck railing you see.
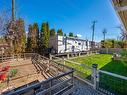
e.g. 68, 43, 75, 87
2, 53, 74, 95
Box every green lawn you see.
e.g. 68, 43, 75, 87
67, 54, 127, 76
64, 54, 127, 95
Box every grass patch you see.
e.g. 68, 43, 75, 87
66, 54, 127, 76
64, 54, 127, 95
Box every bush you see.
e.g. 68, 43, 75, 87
10, 69, 18, 77
120, 49, 127, 58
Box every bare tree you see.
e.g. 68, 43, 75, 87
0, 10, 11, 36
116, 26, 127, 41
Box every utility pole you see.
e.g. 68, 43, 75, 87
12, 0, 15, 21
102, 28, 107, 41
91, 21, 97, 49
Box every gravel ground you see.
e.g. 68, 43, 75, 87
73, 79, 104, 95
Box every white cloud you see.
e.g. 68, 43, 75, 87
76, 34, 82, 38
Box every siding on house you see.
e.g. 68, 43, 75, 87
49, 35, 92, 54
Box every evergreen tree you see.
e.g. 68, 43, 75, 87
33, 23, 39, 52
40, 22, 50, 53
57, 29, 63, 36
50, 29, 56, 36
69, 32, 74, 37
26, 24, 33, 52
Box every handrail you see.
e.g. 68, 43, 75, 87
2, 53, 74, 95
36, 78, 72, 95
7, 70, 74, 95
99, 70, 127, 80
65, 59, 92, 69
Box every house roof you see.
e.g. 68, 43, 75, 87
112, 0, 127, 31
66, 36, 87, 41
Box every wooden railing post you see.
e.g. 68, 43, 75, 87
2, 54, 3, 63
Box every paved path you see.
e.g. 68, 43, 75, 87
73, 79, 104, 95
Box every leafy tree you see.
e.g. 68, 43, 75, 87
64, 33, 66, 37
101, 39, 127, 48
104, 40, 113, 48
7, 18, 26, 54
57, 29, 63, 36
50, 29, 56, 36
40, 22, 50, 53
69, 32, 74, 37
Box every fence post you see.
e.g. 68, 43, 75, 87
62, 57, 65, 65
23, 53, 26, 60
49, 54, 52, 60
78, 52, 81, 57
92, 64, 98, 89
67, 53, 69, 59
106, 48, 108, 54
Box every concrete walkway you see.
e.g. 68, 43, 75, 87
73, 79, 104, 95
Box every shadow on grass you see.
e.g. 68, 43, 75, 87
100, 60, 127, 77
99, 60, 127, 95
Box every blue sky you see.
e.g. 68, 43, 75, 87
0, 0, 122, 42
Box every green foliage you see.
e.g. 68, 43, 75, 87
121, 49, 127, 58
40, 22, 50, 52
10, 69, 18, 77
13, 18, 26, 53
50, 29, 56, 36
33, 23, 39, 52
104, 39, 113, 48
4, 18, 26, 54
26, 23, 39, 53
69, 32, 74, 37
64, 33, 66, 37
57, 29, 63, 36
101, 39, 127, 48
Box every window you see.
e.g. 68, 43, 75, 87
78, 43, 81, 45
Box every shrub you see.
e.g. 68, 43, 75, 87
10, 69, 18, 77
120, 49, 127, 58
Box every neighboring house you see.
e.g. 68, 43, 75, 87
49, 35, 92, 54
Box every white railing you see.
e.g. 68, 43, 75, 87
99, 70, 127, 80
97, 70, 127, 95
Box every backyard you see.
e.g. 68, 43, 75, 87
64, 54, 127, 95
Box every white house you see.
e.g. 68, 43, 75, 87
49, 35, 92, 54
